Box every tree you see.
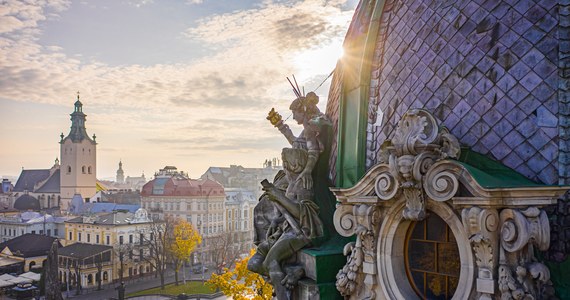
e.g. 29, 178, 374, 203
113, 242, 134, 284
140, 217, 173, 290
94, 252, 104, 291
207, 248, 273, 300
209, 230, 242, 275
170, 219, 201, 285
72, 259, 81, 295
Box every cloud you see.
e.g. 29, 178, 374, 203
128, 0, 154, 7
0, 0, 353, 177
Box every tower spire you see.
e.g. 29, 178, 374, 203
63, 92, 94, 143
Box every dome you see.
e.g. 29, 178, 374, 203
14, 194, 40, 211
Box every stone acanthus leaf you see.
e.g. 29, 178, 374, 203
462, 207, 500, 298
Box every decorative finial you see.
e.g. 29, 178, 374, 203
77, 91, 80, 100
60, 132, 64, 141
92, 134, 96, 141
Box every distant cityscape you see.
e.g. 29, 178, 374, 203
0, 99, 281, 294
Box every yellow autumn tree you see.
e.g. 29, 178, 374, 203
170, 219, 201, 285
207, 249, 273, 300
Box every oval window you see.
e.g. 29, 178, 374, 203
405, 213, 460, 299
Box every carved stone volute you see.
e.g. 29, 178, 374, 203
378, 109, 460, 221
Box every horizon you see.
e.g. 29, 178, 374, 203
0, 0, 356, 180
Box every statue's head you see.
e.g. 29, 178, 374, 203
282, 148, 308, 174
290, 92, 320, 124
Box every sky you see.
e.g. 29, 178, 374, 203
0, 0, 356, 181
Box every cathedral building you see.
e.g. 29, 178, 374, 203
8, 95, 98, 213
59, 97, 97, 210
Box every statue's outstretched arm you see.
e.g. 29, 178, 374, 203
267, 108, 296, 146
276, 120, 296, 146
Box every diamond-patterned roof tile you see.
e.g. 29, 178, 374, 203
352, 0, 563, 186
520, 71, 542, 92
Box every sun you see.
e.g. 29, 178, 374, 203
292, 39, 344, 81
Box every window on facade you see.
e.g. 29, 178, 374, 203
82, 166, 86, 174
106, 236, 110, 245
69, 232, 72, 240
129, 234, 133, 244
96, 235, 100, 244
119, 236, 124, 244
47, 229, 51, 236
67, 166, 71, 173
78, 233, 82, 241
405, 213, 460, 300
54, 229, 58, 236
88, 166, 92, 174
87, 234, 90, 243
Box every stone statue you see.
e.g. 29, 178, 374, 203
249, 91, 331, 299
267, 91, 330, 189
45, 240, 63, 300
248, 147, 324, 299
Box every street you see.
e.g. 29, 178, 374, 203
63, 267, 218, 300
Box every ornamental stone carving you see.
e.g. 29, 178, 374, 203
462, 207, 500, 299
332, 108, 569, 300
497, 208, 556, 300
334, 204, 379, 300
376, 109, 460, 220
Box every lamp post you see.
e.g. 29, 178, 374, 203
66, 258, 70, 299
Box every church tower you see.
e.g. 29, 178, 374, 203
59, 94, 97, 210
116, 160, 125, 184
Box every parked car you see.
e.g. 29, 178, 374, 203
192, 264, 208, 273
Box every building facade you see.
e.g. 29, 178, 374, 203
0, 212, 67, 242
11, 160, 61, 211
225, 189, 256, 255
141, 166, 226, 264
58, 243, 114, 290
64, 208, 153, 281
0, 234, 61, 273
